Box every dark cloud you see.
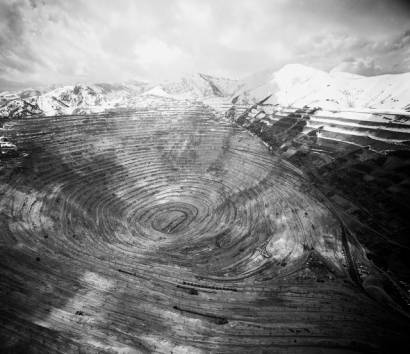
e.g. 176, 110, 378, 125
334, 57, 383, 76
390, 30, 410, 50
0, 0, 25, 36
329, 29, 410, 76
0, 0, 45, 72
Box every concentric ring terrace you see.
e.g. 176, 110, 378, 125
1, 101, 409, 353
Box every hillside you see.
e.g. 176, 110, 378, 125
0, 82, 152, 118
235, 64, 410, 111
1, 64, 410, 120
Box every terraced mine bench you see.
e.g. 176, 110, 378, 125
0, 101, 409, 353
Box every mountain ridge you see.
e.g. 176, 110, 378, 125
1, 64, 409, 119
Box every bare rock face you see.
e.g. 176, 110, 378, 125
0, 101, 408, 353
0, 97, 43, 119
229, 102, 410, 316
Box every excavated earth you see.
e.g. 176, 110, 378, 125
0, 101, 409, 353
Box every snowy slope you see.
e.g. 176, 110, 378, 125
142, 86, 173, 98
235, 64, 410, 111
160, 73, 240, 99
0, 82, 152, 118
1, 64, 409, 119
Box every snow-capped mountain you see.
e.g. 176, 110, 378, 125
0, 95, 42, 119
234, 64, 410, 111
159, 73, 240, 99
1, 64, 409, 119
0, 82, 151, 118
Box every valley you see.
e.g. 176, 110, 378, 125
1, 65, 410, 353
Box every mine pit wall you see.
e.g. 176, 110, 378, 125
0, 101, 409, 352
228, 101, 410, 313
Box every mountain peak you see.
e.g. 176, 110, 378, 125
1, 64, 410, 118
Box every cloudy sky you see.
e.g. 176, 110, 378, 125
1, 0, 410, 90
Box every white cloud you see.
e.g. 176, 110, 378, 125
133, 38, 194, 79
0, 0, 409, 89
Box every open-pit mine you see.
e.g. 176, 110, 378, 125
1, 97, 409, 353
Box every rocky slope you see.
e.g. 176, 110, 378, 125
225, 102, 410, 310
1, 101, 409, 353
